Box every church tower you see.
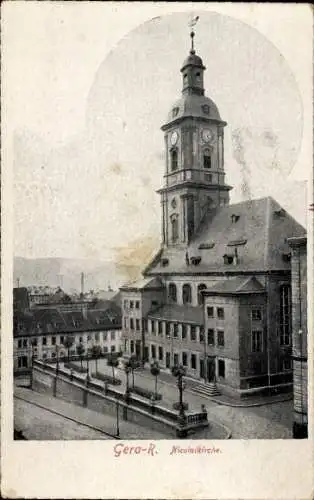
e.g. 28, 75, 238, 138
159, 27, 232, 247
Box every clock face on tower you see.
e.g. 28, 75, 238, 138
170, 130, 179, 146
202, 128, 214, 143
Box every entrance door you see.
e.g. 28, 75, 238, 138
200, 359, 205, 379
207, 356, 216, 382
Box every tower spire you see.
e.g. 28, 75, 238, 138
188, 15, 199, 54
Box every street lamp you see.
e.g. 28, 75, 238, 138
116, 400, 120, 436
124, 361, 131, 403
30, 338, 37, 390
172, 364, 187, 437
55, 344, 59, 375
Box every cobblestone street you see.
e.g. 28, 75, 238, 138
68, 358, 293, 439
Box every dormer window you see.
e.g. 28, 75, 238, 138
202, 104, 210, 115
231, 214, 240, 223
161, 258, 169, 267
170, 148, 178, 171
223, 254, 234, 265
195, 71, 201, 83
274, 208, 286, 217
190, 256, 202, 266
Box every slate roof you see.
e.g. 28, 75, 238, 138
120, 277, 163, 292
147, 304, 203, 325
145, 197, 305, 276
13, 301, 122, 338
203, 276, 265, 295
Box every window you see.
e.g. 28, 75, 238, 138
51, 352, 56, 358
136, 319, 140, 331
166, 322, 171, 337
172, 107, 179, 117
197, 284, 207, 305
79, 336, 83, 343
217, 330, 225, 347
158, 321, 163, 336
142, 319, 148, 331
218, 359, 225, 378
173, 323, 178, 338
171, 216, 179, 243
182, 324, 187, 340
182, 352, 188, 366
204, 173, 212, 183
190, 326, 196, 341
103, 331, 108, 341
32, 338, 38, 346
135, 301, 140, 309
124, 300, 128, 310
23, 338, 28, 348
151, 320, 155, 334
207, 306, 214, 318
183, 73, 188, 85
18, 339, 22, 349
252, 330, 263, 352
174, 353, 179, 366
60, 335, 64, 344
124, 317, 128, 328
103, 346, 108, 353
170, 149, 178, 171
207, 329, 214, 345
130, 318, 134, 330
158, 346, 163, 361
168, 283, 177, 303
202, 104, 210, 115
87, 335, 91, 341
182, 284, 192, 304
281, 358, 291, 371
111, 331, 115, 341
217, 307, 225, 320
151, 344, 156, 359
199, 327, 205, 343
18, 356, 28, 368
130, 340, 134, 353
152, 300, 158, 307
191, 354, 197, 369
252, 309, 262, 321
111, 345, 116, 352
203, 150, 211, 169
130, 301, 134, 309
280, 285, 291, 345
42, 337, 47, 346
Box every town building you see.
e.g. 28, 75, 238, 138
288, 236, 308, 438
13, 288, 122, 373
120, 30, 306, 397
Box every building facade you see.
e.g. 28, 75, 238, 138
120, 32, 306, 397
13, 290, 122, 373
288, 236, 308, 438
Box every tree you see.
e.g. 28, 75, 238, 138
76, 343, 85, 369
150, 360, 160, 400
91, 344, 102, 372
63, 335, 75, 363
107, 354, 119, 380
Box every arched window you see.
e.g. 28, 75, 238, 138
168, 283, 177, 303
203, 149, 211, 169
182, 284, 192, 305
197, 284, 207, 305
183, 74, 188, 85
171, 215, 178, 243
171, 149, 178, 171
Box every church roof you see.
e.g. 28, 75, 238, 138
204, 276, 265, 295
145, 197, 305, 276
147, 304, 203, 325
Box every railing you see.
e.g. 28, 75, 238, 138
186, 412, 208, 425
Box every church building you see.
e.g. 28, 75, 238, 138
120, 29, 306, 397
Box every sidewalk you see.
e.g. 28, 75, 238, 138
14, 386, 171, 440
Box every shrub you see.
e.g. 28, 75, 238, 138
91, 371, 121, 386
172, 401, 189, 411
130, 385, 162, 401
64, 362, 87, 373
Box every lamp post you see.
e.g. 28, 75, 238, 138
172, 364, 187, 437
116, 400, 120, 437
56, 344, 59, 375
30, 339, 36, 390
124, 362, 131, 403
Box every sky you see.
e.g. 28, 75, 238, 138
3, 3, 312, 264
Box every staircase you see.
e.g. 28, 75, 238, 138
187, 380, 221, 398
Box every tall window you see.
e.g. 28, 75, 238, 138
191, 354, 197, 369
182, 324, 187, 339
197, 284, 207, 305
151, 320, 155, 334
171, 149, 178, 171
207, 306, 214, 318
130, 318, 134, 330
280, 285, 291, 345
168, 283, 177, 303
217, 330, 225, 347
173, 323, 178, 338
166, 322, 171, 337
151, 344, 156, 359
158, 346, 163, 361
203, 149, 211, 169
158, 321, 163, 336
182, 352, 188, 366
182, 284, 192, 304
207, 329, 214, 345
217, 307, 225, 320
252, 330, 263, 352
136, 319, 140, 331
190, 326, 197, 341
171, 215, 179, 243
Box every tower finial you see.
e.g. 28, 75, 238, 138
188, 15, 199, 54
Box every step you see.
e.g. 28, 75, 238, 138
190, 383, 221, 398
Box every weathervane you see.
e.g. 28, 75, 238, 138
188, 14, 199, 54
